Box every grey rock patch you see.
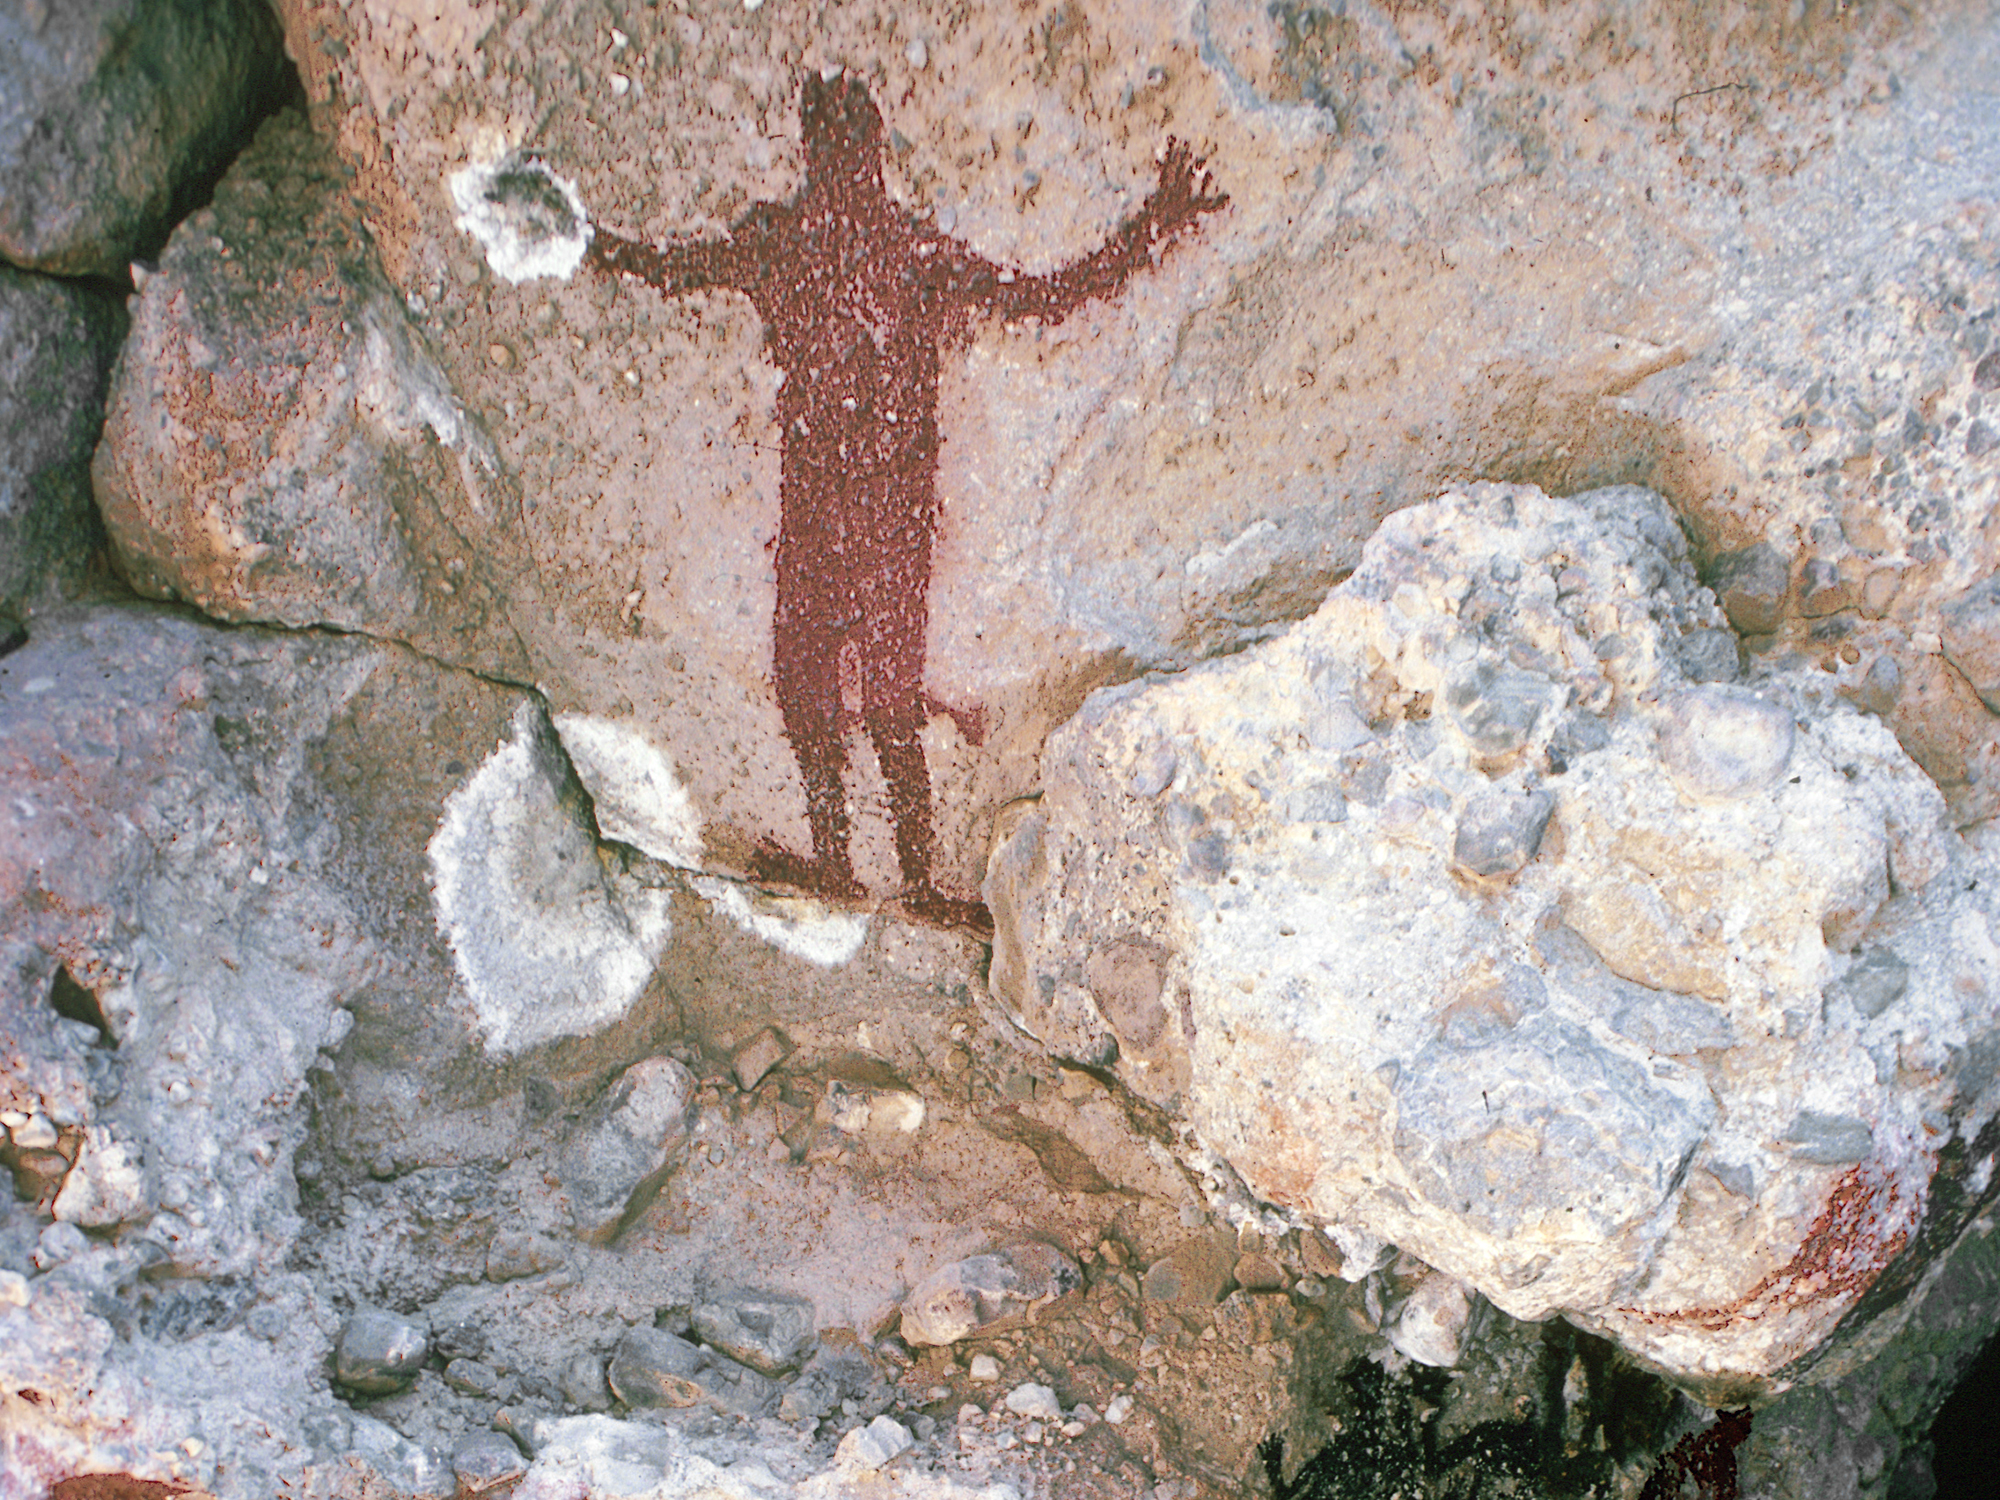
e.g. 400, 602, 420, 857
689, 1286, 815, 1375
486, 1229, 565, 1282
1676, 627, 1743, 684
0, 0, 289, 275
1940, 573, 2000, 715
605, 1326, 773, 1416
836, 1414, 913, 1471
348, 1414, 454, 1499
334, 1307, 429, 1395
1657, 686, 1796, 801
605, 1326, 705, 1408
1831, 949, 1911, 1021
559, 1056, 696, 1244
1783, 1111, 1876, 1166
560, 1350, 612, 1413
1706, 543, 1791, 636
1451, 788, 1554, 878
0, 267, 123, 616
444, 1357, 501, 1397
451, 1430, 527, 1492
900, 1243, 1082, 1346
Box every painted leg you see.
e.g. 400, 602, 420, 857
761, 618, 864, 901
866, 645, 992, 937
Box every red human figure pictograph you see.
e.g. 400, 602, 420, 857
591, 72, 1227, 934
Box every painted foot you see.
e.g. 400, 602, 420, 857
923, 692, 988, 747
746, 841, 867, 903
897, 885, 995, 940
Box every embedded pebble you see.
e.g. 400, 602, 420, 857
452, 1430, 527, 1492
559, 1056, 697, 1243
1784, 1111, 1875, 1165
1676, 626, 1742, 683
445, 1357, 501, 1397
34, 1220, 87, 1270
900, 1242, 1081, 1345
1656, 686, 1795, 801
334, 1308, 430, 1394
690, 1286, 815, 1375
1451, 788, 1555, 877
835, 1414, 913, 1471
1706, 542, 1790, 635
606, 1327, 706, 1407
561, 1350, 613, 1412
1004, 1382, 1062, 1420
1830, 948, 1911, 1020
1104, 1394, 1135, 1424
487, 1229, 565, 1282
968, 1353, 1000, 1382
1939, 573, 2000, 712
730, 1026, 793, 1090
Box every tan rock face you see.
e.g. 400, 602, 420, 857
89, 0, 1998, 923
985, 484, 1994, 1394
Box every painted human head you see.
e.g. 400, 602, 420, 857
800, 71, 885, 190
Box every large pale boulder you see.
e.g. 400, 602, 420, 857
987, 483, 2000, 1396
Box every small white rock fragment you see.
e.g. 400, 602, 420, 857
1004, 1382, 1062, 1420
835, 1415, 913, 1471
449, 154, 592, 284
969, 1353, 1000, 1382
1103, 1394, 1134, 1425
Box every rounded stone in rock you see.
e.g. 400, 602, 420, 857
451, 1430, 527, 1492
1676, 627, 1742, 684
1383, 1270, 1478, 1369
1705, 543, 1791, 636
1657, 686, 1795, 801
1830, 948, 1910, 1020
1445, 663, 1549, 761
433, 1319, 488, 1361
1451, 789, 1555, 878
445, 1357, 501, 1397
729, 1026, 793, 1091
1233, 1253, 1288, 1292
1784, 1111, 1875, 1165
836, 1414, 914, 1471
560, 1350, 613, 1412
900, 1243, 1082, 1346
690, 1286, 816, 1375
1004, 1382, 1062, 1420
1141, 1230, 1237, 1309
606, 1326, 705, 1407
334, 1307, 430, 1394
486, 1229, 564, 1282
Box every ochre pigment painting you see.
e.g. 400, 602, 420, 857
592, 72, 1227, 932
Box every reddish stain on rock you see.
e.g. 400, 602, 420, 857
51, 1478, 193, 1500
1619, 1158, 1914, 1335
592, 73, 1226, 933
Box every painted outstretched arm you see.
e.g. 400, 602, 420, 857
588, 214, 770, 296
957, 139, 1227, 326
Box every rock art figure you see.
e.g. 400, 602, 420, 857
591, 72, 1227, 932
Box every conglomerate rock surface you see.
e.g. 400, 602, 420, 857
5, 0, 2000, 1498
986, 482, 2000, 1398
